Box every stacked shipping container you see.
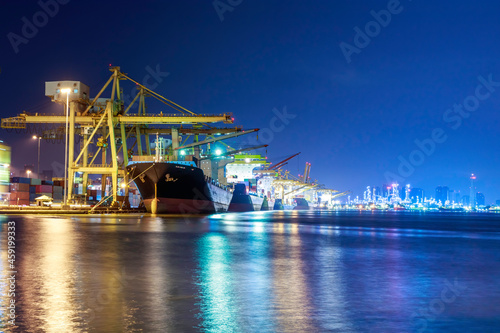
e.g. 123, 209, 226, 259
10, 177, 30, 206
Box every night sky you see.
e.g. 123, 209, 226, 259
1, 0, 499, 203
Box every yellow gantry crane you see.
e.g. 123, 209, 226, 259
0, 66, 247, 207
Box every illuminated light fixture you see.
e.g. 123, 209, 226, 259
121, 183, 126, 188
180, 150, 186, 156
32, 135, 37, 140
60, 88, 71, 94
245, 158, 251, 163
215, 149, 222, 156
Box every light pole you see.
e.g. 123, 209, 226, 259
61, 88, 71, 206
32, 135, 41, 178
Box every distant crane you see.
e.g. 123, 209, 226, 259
269, 152, 300, 170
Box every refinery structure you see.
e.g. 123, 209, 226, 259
347, 174, 493, 211
0, 67, 343, 213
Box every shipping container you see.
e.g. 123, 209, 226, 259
11, 177, 31, 184
52, 178, 64, 187
10, 183, 29, 192
42, 180, 54, 185
10, 192, 29, 200
29, 185, 36, 194
53, 186, 63, 193
35, 185, 52, 193
30, 178, 42, 185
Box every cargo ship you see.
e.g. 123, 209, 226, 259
126, 159, 233, 214
126, 137, 268, 214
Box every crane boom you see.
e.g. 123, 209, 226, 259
199, 144, 268, 160
331, 191, 351, 199
284, 184, 317, 196
270, 152, 301, 170
174, 128, 259, 150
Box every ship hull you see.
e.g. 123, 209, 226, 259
228, 194, 265, 212
228, 183, 266, 212
127, 162, 232, 214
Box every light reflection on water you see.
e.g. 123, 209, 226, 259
0, 211, 499, 332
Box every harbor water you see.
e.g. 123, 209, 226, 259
1, 211, 500, 332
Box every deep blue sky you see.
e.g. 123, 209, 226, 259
1, 0, 499, 202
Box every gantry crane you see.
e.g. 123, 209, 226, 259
1, 66, 260, 207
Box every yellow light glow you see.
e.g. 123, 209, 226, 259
60, 88, 71, 93
32, 135, 37, 139
120, 183, 126, 188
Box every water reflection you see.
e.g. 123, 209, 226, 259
196, 233, 240, 332
0, 217, 14, 329
312, 236, 351, 332
14, 217, 81, 332
0, 211, 498, 332
271, 223, 315, 332
238, 231, 274, 331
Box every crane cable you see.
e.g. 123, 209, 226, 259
120, 73, 196, 115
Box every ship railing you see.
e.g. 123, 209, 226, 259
249, 192, 264, 198
205, 175, 231, 192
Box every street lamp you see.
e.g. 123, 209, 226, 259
61, 88, 71, 206
32, 135, 41, 178
26, 170, 31, 178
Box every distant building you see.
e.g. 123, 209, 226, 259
410, 188, 424, 203
462, 195, 470, 206
476, 192, 485, 206
448, 190, 461, 203
470, 174, 477, 207
0, 140, 11, 196
435, 186, 449, 205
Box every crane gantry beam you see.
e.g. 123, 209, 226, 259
174, 128, 259, 150
1, 113, 233, 129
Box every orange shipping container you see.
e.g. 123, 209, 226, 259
10, 192, 29, 200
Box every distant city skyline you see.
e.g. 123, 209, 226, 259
359, 175, 493, 205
